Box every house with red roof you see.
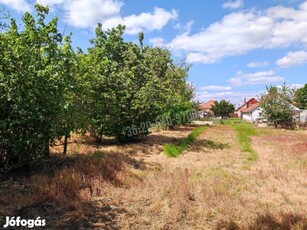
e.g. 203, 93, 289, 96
199, 100, 216, 117
241, 102, 264, 123
238, 97, 306, 125
236, 98, 258, 119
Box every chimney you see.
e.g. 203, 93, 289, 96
244, 98, 246, 104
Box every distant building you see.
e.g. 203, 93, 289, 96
236, 98, 258, 119
240, 100, 306, 126
199, 100, 216, 117
299, 110, 307, 124
241, 103, 264, 123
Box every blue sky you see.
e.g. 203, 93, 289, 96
1, 0, 307, 106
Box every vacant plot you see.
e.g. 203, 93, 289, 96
0, 123, 306, 229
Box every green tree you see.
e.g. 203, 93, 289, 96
138, 31, 144, 51
86, 24, 193, 141
294, 84, 307, 109
0, 4, 194, 169
0, 5, 71, 169
260, 84, 296, 128
55, 35, 89, 155
211, 100, 234, 118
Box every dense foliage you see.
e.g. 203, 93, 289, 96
294, 84, 307, 109
210, 100, 235, 118
260, 84, 296, 128
85, 24, 192, 141
0, 5, 193, 169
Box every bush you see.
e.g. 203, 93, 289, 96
0, 5, 71, 169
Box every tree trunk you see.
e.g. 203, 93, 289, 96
96, 133, 103, 143
45, 140, 50, 158
63, 134, 68, 155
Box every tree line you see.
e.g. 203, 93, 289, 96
0, 5, 194, 170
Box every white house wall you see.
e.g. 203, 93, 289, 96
251, 107, 263, 122
242, 107, 263, 122
242, 113, 253, 122
300, 110, 307, 123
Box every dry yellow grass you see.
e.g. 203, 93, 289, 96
1, 125, 307, 229
102, 125, 307, 229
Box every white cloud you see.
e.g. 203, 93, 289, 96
186, 52, 218, 64
196, 90, 261, 106
36, 0, 64, 8
247, 61, 269, 68
118, 7, 178, 35
276, 51, 307, 68
289, 84, 304, 89
276, 83, 304, 90
168, 1, 307, 64
169, 12, 274, 64
35, 0, 177, 34
0, 0, 31, 12
63, 0, 122, 29
174, 20, 194, 33
149, 37, 166, 47
201, 85, 232, 91
222, 0, 244, 10
229, 71, 284, 86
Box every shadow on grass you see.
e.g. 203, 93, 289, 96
202, 139, 230, 150
82, 126, 196, 146
0, 157, 77, 182
0, 151, 129, 229
189, 139, 230, 152
0, 200, 126, 230
215, 213, 307, 230
124, 156, 162, 171
164, 126, 208, 157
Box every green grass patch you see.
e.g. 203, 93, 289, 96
202, 140, 230, 150
219, 119, 225, 125
163, 144, 182, 157
225, 119, 258, 162
164, 126, 207, 157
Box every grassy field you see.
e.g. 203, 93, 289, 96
0, 123, 307, 229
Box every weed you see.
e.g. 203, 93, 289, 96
164, 126, 207, 157
163, 144, 181, 157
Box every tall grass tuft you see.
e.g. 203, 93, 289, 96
164, 126, 207, 157
30, 152, 125, 207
